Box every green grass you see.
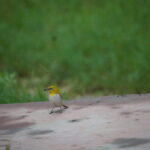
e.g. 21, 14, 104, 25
0, 0, 150, 103
0, 73, 46, 103
5, 145, 10, 150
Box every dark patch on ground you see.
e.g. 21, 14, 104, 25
11, 115, 27, 121
29, 130, 54, 135
112, 138, 150, 148
68, 117, 89, 123
2, 126, 28, 135
120, 112, 132, 115
68, 119, 82, 123
134, 118, 140, 121
0, 114, 31, 133
72, 144, 77, 147
0, 116, 13, 123
0, 121, 34, 131
0, 115, 27, 126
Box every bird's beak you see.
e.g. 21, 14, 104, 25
44, 88, 49, 91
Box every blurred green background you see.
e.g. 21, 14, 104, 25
0, 0, 149, 103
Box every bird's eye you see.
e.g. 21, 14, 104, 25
49, 88, 53, 90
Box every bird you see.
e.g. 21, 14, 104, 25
44, 85, 68, 114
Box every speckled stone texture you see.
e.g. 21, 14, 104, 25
0, 94, 150, 150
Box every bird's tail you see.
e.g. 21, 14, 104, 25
63, 104, 69, 109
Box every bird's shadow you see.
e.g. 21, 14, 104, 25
51, 109, 66, 114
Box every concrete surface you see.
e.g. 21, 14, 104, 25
0, 94, 150, 150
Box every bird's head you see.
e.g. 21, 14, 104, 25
44, 85, 60, 96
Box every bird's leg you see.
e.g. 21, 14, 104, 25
59, 106, 63, 112
49, 106, 54, 114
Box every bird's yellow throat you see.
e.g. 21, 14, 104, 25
49, 91, 59, 96
48, 85, 60, 96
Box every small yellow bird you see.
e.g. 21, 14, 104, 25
44, 85, 68, 114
